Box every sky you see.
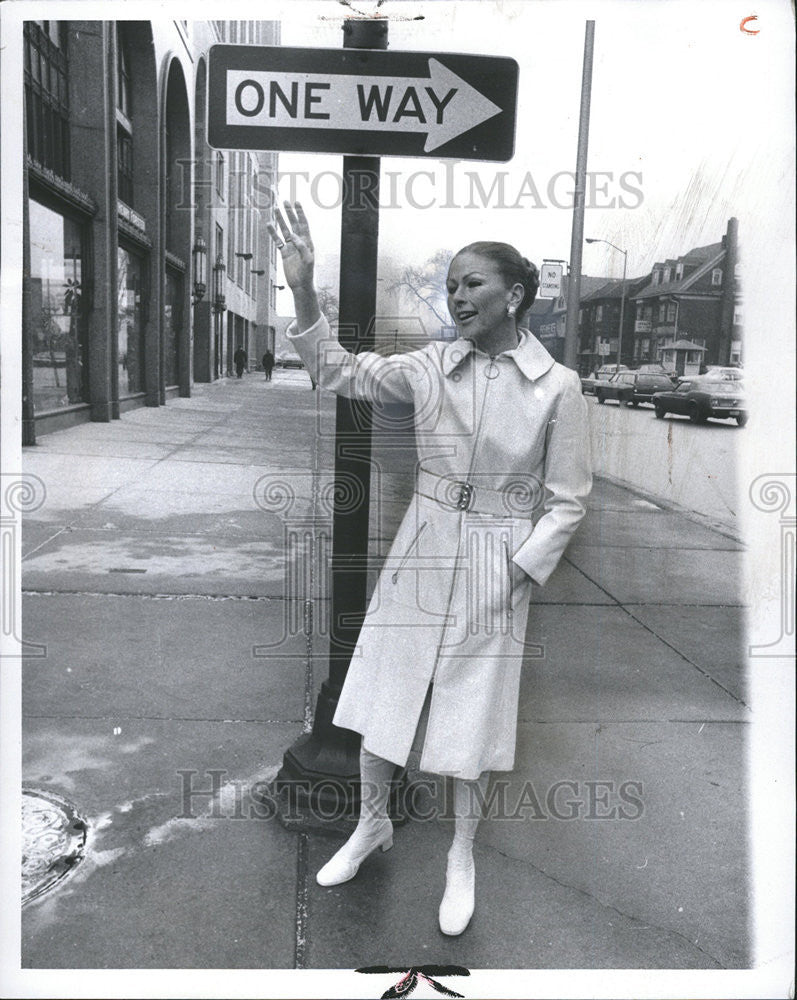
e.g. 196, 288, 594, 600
273, 0, 793, 304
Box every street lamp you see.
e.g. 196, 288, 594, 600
212, 253, 226, 314
211, 254, 226, 380
586, 238, 627, 370
191, 235, 207, 303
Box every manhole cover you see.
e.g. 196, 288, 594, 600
22, 788, 88, 905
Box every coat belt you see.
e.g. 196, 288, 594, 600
415, 467, 541, 519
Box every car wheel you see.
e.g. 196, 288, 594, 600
654, 405, 665, 419
688, 402, 706, 424
596, 392, 605, 404
631, 399, 640, 407
736, 413, 748, 427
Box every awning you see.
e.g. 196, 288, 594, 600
666, 339, 707, 351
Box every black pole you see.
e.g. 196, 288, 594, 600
275, 18, 401, 827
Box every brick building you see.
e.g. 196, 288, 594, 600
577, 275, 649, 373
630, 218, 741, 375
22, 19, 281, 444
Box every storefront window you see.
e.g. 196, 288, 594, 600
117, 245, 146, 395
28, 199, 87, 412
164, 269, 182, 386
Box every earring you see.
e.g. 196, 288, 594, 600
507, 304, 516, 317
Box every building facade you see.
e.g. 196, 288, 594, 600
537, 274, 604, 368
577, 275, 648, 374
22, 18, 280, 444
630, 218, 742, 375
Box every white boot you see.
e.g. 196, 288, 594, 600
438, 772, 489, 935
316, 747, 396, 887
438, 842, 475, 935
316, 815, 394, 886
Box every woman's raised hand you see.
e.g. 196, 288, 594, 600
267, 201, 315, 292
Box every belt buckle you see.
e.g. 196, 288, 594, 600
456, 482, 474, 511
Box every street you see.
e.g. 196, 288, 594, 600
19, 371, 749, 971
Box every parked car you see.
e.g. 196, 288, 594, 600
636, 363, 677, 379
276, 354, 304, 369
651, 378, 748, 426
701, 365, 744, 381
581, 364, 629, 395
673, 365, 744, 384
594, 371, 675, 406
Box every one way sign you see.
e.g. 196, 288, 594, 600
208, 45, 518, 161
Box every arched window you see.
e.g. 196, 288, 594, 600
711, 268, 723, 286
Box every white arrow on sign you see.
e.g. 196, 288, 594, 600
225, 59, 502, 152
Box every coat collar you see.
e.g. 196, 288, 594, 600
440, 328, 556, 382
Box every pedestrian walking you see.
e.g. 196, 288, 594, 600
269, 202, 592, 936
234, 346, 247, 378
262, 350, 274, 381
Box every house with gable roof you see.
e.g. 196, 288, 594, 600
630, 218, 741, 375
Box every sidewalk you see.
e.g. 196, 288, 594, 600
20, 370, 749, 971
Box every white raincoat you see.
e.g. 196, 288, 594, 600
288, 315, 592, 779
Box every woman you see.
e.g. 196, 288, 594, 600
269, 202, 592, 936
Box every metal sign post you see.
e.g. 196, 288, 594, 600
274, 19, 390, 824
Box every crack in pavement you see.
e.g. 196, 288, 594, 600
23, 713, 305, 724
481, 838, 729, 969
515, 717, 749, 725
562, 555, 749, 709
22, 589, 298, 602
21, 525, 72, 561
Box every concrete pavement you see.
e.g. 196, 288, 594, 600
20, 368, 750, 971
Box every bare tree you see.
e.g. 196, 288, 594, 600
387, 249, 452, 327
316, 285, 339, 324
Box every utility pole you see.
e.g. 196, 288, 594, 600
563, 21, 595, 372
617, 249, 627, 368
717, 217, 739, 365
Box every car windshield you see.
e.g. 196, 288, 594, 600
703, 381, 744, 392
707, 369, 743, 379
